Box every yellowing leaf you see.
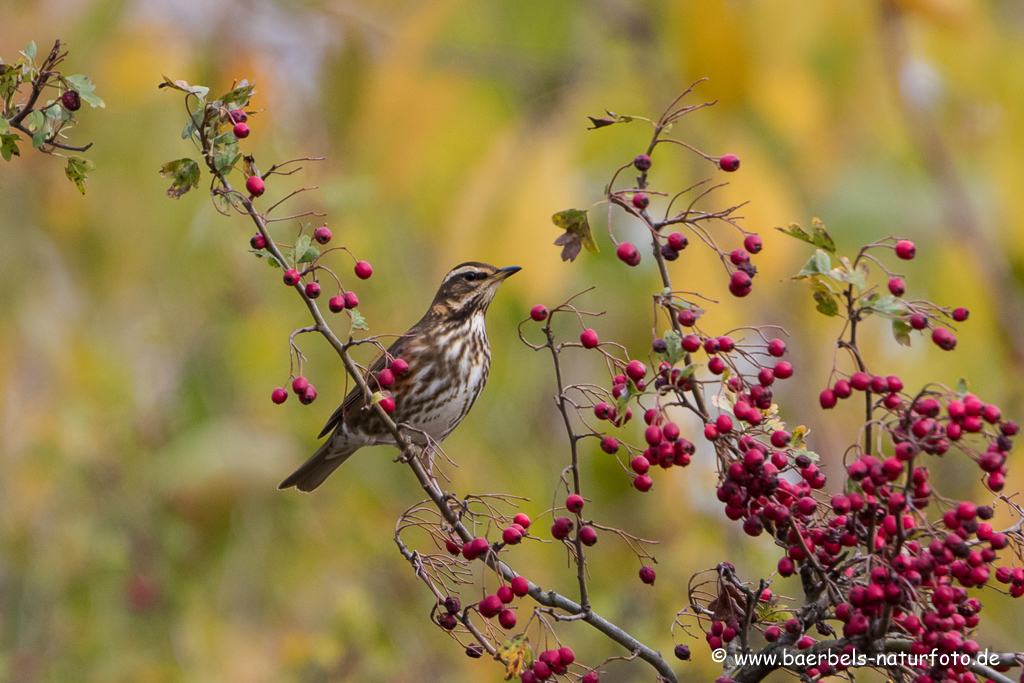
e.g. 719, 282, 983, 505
494, 634, 533, 681
552, 208, 598, 262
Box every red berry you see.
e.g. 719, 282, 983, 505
952, 307, 969, 322
932, 327, 957, 351
820, 388, 837, 409
716, 414, 733, 433
354, 261, 373, 280
579, 526, 598, 546
250, 233, 267, 249
304, 282, 321, 299
283, 269, 301, 286
600, 437, 619, 454
765, 625, 781, 642
888, 277, 906, 297
719, 154, 740, 172
626, 360, 647, 382
329, 295, 345, 313
229, 109, 248, 123
513, 513, 531, 529
292, 376, 309, 395
530, 304, 549, 322
558, 647, 575, 665
580, 329, 599, 348
245, 175, 265, 197
774, 361, 793, 379
668, 232, 688, 251
566, 494, 585, 514
313, 227, 332, 245
729, 249, 749, 266
630, 456, 650, 475
379, 396, 396, 413
378, 369, 395, 387
833, 379, 852, 399
767, 338, 786, 357
633, 154, 652, 171
502, 526, 522, 545
886, 375, 903, 393
479, 594, 502, 618
744, 234, 763, 254
631, 193, 649, 209
909, 313, 928, 330
678, 309, 698, 327
271, 387, 288, 404
511, 576, 530, 596
639, 565, 656, 584
582, 673, 599, 683
233, 122, 250, 139
850, 372, 870, 391
729, 270, 752, 297
633, 474, 653, 492
299, 385, 317, 405
391, 359, 409, 375
896, 240, 916, 260
616, 242, 641, 266
344, 291, 359, 309
498, 609, 516, 629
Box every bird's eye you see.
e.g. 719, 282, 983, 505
463, 272, 479, 281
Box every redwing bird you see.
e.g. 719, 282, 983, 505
279, 262, 520, 492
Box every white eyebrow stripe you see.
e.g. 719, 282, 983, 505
443, 266, 482, 283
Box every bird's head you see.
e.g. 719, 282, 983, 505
427, 262, 520, 321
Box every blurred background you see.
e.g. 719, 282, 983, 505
3, 0, 1024, 681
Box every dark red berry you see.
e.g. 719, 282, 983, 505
579, 526, 598, 546
344, 291, 359, 309
953, 307, 969, 322
909, 313, 928, 330
61, 90, 82, 111
932, 327, 957, 351
530, 304, 549, 322
229, 109, 248, 123
250, 233, 267, 249
299, 385, 317, 405
719, 154, 740, 171
729, 270, 752, 297
668, 232, 688, 251
639, 565, 656, 584
271, 387, 288, 404
292, 376, 309, 395
444, 596, 461, 613
634, 154, 652, 171
283, 269, 301, 286
633, 474, 653, 492
313, 227, 332, 245
233, 122, 250, 139
674, 644, 691, 660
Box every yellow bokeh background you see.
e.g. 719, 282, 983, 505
3, 1, 1024, 681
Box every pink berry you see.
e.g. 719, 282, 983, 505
502, 526, 522, 546
774, 361, 793, 379
229, 109, 247, 124
716, 414, 733, 433
616, 242, 641, 266
820, 388, 837, 409
909, 313, 928, 330
292, 376, 309, 395
932, 327, 957, 351
639, 565, 656, 584
496, 585, 514, 604
511, 576, 530, 596
580, 329, 599, 348
250, 233, 267, 249
633, 474, 653, 492
283, 269, 301, 286
299, 385, 317, 405
953, 307, 969, 322
233, 122, 250, 138
558, 647, 576, 665
625, 360, 647, 382
354, 261, 373, 280
378, 369, 395, 387
579, 526, 597, 546
719, 154, 740, 172
888, 277, 905, 297
391, 359, 409, 375
271, 387, 288, 404
328, 295, 344, 313
600, 437, 619, 454
850, 372, 870, 391
479, 594, 502, 618
344, 291, 359, 309
730, 249, 749, 265
729, 270, 752, 297
530, 304, 549, 322
513, 513, 531, 529
566, 494, 585, 514
896, 240, 916, 260
767, 338, 786, 357
304, 282, 321, 299
379, 396, 396, 413
313, 227, 332, 245
744, 234, 763, 254
631, 193, 649, 209
245, 175, 265, 197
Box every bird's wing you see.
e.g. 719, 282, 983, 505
316, 334, 414, 439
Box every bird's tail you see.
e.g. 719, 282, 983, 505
278, 440, 358, 492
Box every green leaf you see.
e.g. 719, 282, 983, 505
249, 249, 284, 268
846, 267, 868, 291
298, 246, 320, 264
349, 309, 369, 331
956, 378, 969, 395
159, 158, 200, 199
0, 117, 8, 135
1, 132, 21, 161
892, 318, 912, 347
64, 156, 96, 194
181, 103, 207, 140
796, 249, 832, 278
678, 363, 701, 379
65, 74, 105, 108
158, 76, 210, 99
293, 235, 312, 265
777, 222, 814, 246
871, 295, 908, 317
552, 208, 598, 262
810, 217, 836, 253
32, 131, 47, 148
218, 79, 256, 107
663, 330, 685, 365
23, 109, 45, 133
213, 147, 241, 176
812, 283, 840, 317
23, 41, 36, 61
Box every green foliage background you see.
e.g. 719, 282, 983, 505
3, 1, 1024, 681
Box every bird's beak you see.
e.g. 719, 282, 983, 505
494, 266, 521, 280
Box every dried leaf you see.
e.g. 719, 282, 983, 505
551, 208, 598, 262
